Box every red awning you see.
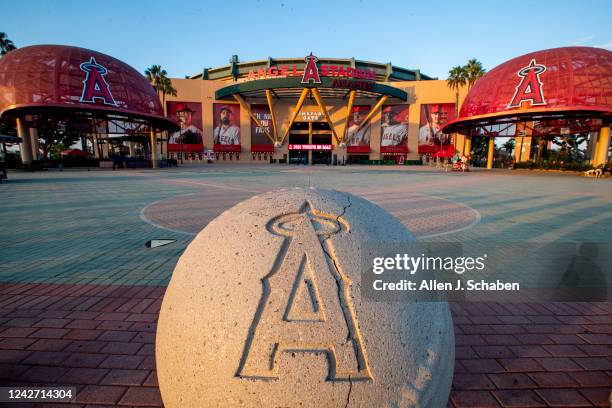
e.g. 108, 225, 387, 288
61, 149, 88, 157
347, 146, 371, 154
214, 144, 241, 153
250, 144, 274, 153
168, 144, 204, 152
381, 145, 409, 154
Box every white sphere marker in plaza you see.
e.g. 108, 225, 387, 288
156, 188, 454, 407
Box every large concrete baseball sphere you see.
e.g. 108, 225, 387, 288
157, 188, 454, 407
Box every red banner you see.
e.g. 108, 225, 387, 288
380, 105, 409, 151
167, 101, 204, 152
418, 103, 456, 156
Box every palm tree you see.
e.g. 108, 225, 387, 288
144, 65, 166, 96
465, 58, 486, 89
145, 65, 177, 114
0, 32, 17, 56
447, 65, 467, 115
160, 76, 177, 107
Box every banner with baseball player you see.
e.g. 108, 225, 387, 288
418, 103, 456, 156
167, 101, 204, 152
213, 103, 241, 146
380, 105, 409, 153
250, 104, 273, 146
346, 105, 371, 148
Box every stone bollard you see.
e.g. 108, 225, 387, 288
157, 188, 454, 407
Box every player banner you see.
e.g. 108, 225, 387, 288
250, 104, 274, 152
346, 105, 371, 153
418, 103, 456, 156
213, 103, 241, 148
167, 102, 203, 152
380, 105, 409, 153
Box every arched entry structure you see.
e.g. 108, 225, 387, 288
212, 55, 411, 164
443, 47, 612, 169
0, 45, 177, 168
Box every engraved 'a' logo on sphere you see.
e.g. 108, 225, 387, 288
237, 201, 372, 381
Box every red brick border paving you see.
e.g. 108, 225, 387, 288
1, 283, 610, 407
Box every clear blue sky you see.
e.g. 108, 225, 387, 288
2, 0, 611, 79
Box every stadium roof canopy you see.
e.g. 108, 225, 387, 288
443, 46, 612, 136
0, 45, 177, 132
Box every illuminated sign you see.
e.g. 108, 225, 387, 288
244, 54, 377, 82
288, 144, 333, 150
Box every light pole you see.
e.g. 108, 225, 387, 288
179, 127, 183, 165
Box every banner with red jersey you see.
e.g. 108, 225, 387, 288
167, 102, 204, 152
418, 103, 456, 156
380, 105, 409, 153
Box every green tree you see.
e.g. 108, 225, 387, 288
503, 139, 515, 156
160, 76, 177, 107
551, 134, 588, 162
465, 58, 486, 89
144, 64, 164, 94
0, 32, 16, 56
447, 65, 467, 115
34, 116, 81, 159
145, 65, 177, 112
470, 136, 489, 166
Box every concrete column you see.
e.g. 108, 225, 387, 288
516, 136, 532, 162
486, 138, 495, 170
150, 130, 158, 168
128, 142, 135, 157
92, 135, 100, 158
16, 117, 33, 165
29, 128, 40, 160
593, 126, 611, 167
455, 133, 465, 156
101, 136, 110, 159
463, 135, 472, 156
585, 132, 598, 163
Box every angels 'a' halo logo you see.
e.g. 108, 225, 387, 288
301, 53, 322, 85
507, 59, 547, 109
237, 201, 372, 382
79, 57, 118, 106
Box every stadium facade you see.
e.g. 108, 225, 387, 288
165, 54, 467, 164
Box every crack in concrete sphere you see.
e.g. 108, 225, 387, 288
157, 188, 454, 407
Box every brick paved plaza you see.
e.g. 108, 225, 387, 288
0, 165, 611, 407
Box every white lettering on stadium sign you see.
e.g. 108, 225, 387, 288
243, 55, 377, 82
298, 110, 323, 122
288, 144, 333, 151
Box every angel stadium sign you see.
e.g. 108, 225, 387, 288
244, 53, 377, 87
